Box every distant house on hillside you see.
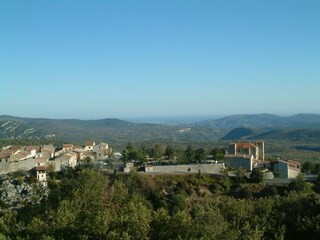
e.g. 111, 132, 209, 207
36, 166, 47, 186
62, 144, 73, 152
93, 142, 109, 160
228, 141, 264, 161
224, 154, 254, 171
84, 141, 95, 152
124, 162, 134, 173
224, 141, 265, 171
54, 152, 78, 171
272, 160, 301, 179
41, 145, 55, 159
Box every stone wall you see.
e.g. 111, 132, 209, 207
9, 158, 36, 173
288, 168, 300, 179
148, 163, 225, 175
224, 156, 253, 171
0, 161, 10, 175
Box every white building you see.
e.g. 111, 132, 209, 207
62, 144, 74, 152
224, 154, 254, 171
36, 166, 47, 186
124, 162, 134, 173
273, 160, 301, 179
63, 152, 78, 168
228, 141, 264, 161
225, 141, 265, 171
84, 141, 95, 152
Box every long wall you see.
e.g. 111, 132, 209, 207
147, 163, 225, 175
0, 162, 10, 175
224, 156, 253, 171
9, 158, 36, 173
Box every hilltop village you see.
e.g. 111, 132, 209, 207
0, 140, 319, 240
0, 140, 302, 187
0, 141, 110, 184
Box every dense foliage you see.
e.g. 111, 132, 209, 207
1, 167, 320, 240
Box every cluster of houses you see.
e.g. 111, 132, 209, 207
0, 139, 302, 187
224, 141, 301, 179
124, 141, 302, 179
0, 141, 111, 185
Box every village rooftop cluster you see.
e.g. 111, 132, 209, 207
0, 141, 110, 185
0, 140, 303, 186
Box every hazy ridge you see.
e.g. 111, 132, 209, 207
1, 114, 320, 147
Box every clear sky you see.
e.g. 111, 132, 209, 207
1, 0, 319, 120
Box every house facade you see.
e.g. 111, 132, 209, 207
228, 141, 264, 161
225, 141, 265, 171
224, 154, 254, 171
62, 144, 74, 152
36, 166, 47, 186
93, 142, 109, 160
273, 160, 301, 179
84, 141, 95, 151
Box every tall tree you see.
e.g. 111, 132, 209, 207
151, 144, 166, 160
184, 146, 195, 162
211, 148, 225, 161
164, 145, 175, 160
194, 148, 207, 162
122, 142, 138, 161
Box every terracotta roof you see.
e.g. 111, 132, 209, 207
42, 145, 55, 151
289, 166, 301, 171
23, 146, 38, 151
236, 142, 257, 148
9, 145, 21, 152
85, 141, 95, 146
41, 148, 54, 154
63, 144, 73, 149
36, 166, 46, 171
287, 160, 301, 165
97, 142, 108, 146
1, 148, 20, 155
35, 157, 48, 162
0, 152, 10, 159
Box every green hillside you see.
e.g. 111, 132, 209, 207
220, 127, 262, 140
198, 113, 320, 129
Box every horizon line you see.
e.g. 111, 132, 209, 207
0, 112, 319, 122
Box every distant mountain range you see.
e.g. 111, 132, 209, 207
197, 113, 320, 129
1, 113, 320, 147
220, 127, 320, 143
0, 115, 226, 146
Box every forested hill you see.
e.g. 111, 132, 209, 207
196, 113, 320, 129
0, 115, 226, 146
1, 114, 320, 148
220, 127, 320, 144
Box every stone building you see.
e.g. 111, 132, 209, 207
272, 160, 301, 179
227, 141, 264, 161
36, 166, 47, 186
225, 141, 265, 171
93, 142, 109, 160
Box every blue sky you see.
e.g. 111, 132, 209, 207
1, 0, 319, 119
